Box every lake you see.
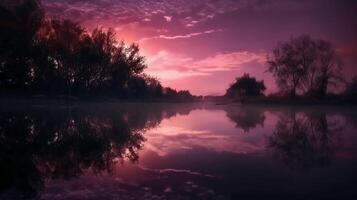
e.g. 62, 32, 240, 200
1, 103, 357, 200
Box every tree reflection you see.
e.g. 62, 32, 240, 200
268, 111, 341, 170
225, 107, 266, 132
0, 104, 195, 199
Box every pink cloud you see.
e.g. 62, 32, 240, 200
193, 51, 266, 72
145, 50, 266, 82
145, 51, 209, 80
42, 0, 357, 95
144, 109, 267, 156
163, 15, 172, 22
138, 29, 222, 42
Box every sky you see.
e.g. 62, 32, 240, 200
42, 0, 357, 95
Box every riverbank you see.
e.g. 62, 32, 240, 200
1, 93, 356, 106
208, 95, 357, 106
0, 94, 203, 106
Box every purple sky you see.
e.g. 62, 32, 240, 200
43, 0, 357, 95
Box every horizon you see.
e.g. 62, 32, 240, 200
1, 1, 357, 199
42, 0, 357, 96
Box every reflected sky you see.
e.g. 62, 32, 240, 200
1, 103, 357, 199
144, 108, 274, 156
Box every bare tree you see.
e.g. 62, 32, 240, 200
267, 35, 343, 98
308, 40, 343, 98
267, 35, 316, 97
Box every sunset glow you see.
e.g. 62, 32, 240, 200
41, 0, 357, 95
1, 1, 357, 198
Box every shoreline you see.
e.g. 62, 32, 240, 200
1, 95, 356, 107
0, 94, 203, 104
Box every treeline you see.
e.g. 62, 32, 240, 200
225, 35, 357, 103
0, 0, 199, 101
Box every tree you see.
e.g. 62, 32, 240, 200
225, 73, 266, 98
110, 43, 147, 95
345, 77, 357, 98
0, 0, 195, 101
0, 0, 44, 91
163, 87, 177, 99
36, 19, 148, 96
144, 75, 163, 97
36, 19, 86, 93
268, 111, 335, 170
225, 107, 266, 132
267, 35, 316, 97
308, 40, 343, 98
267, 35, 343, 98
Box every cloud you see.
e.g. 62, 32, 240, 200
41, 0, 356, 95
163, 15, 172, 22
145, 50, 266, 81
143, 110, 266, 156
148, 70, 209, 80
193, 51, 266, 72
145, 51, 209, 80
185, 20, 199, 27
146, 51, 192, 69
41, 0, 248, 32
138, 29, 222, 42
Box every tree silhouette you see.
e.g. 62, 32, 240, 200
345, 76, 357, 98
225, 106, 266, 132
267, 35, 343, 98
306, 39, 343, 98
268, 111, 340, 170
0, 0, 44, 91
36, 19, 86, 94
225, 73, 266, 99
0, 106, 159, 198
0, 103, 200, 198
267, 36, 316, 97
0, 0, 197, 101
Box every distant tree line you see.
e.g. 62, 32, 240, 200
0, 0, 198, 101
226, 35, 356, 102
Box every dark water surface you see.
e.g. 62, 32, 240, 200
1, 103, 357, 200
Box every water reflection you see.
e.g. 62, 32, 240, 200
0, 104, 356, 199
225, 106, 266, 132
268, 111, 337, 170
0, 114, 138, 198
0, 103, 198, 199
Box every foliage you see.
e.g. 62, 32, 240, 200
0, 103, 202, 198
0, 0, 196, 101
268, 111, 340, 170
0, 0, 44, 90
267, 35, 343, 98
345, 76, 357, 97
225, 73, 266, 98
225, 106, 266, 132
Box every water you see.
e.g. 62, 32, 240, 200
0, 103, 357, 200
